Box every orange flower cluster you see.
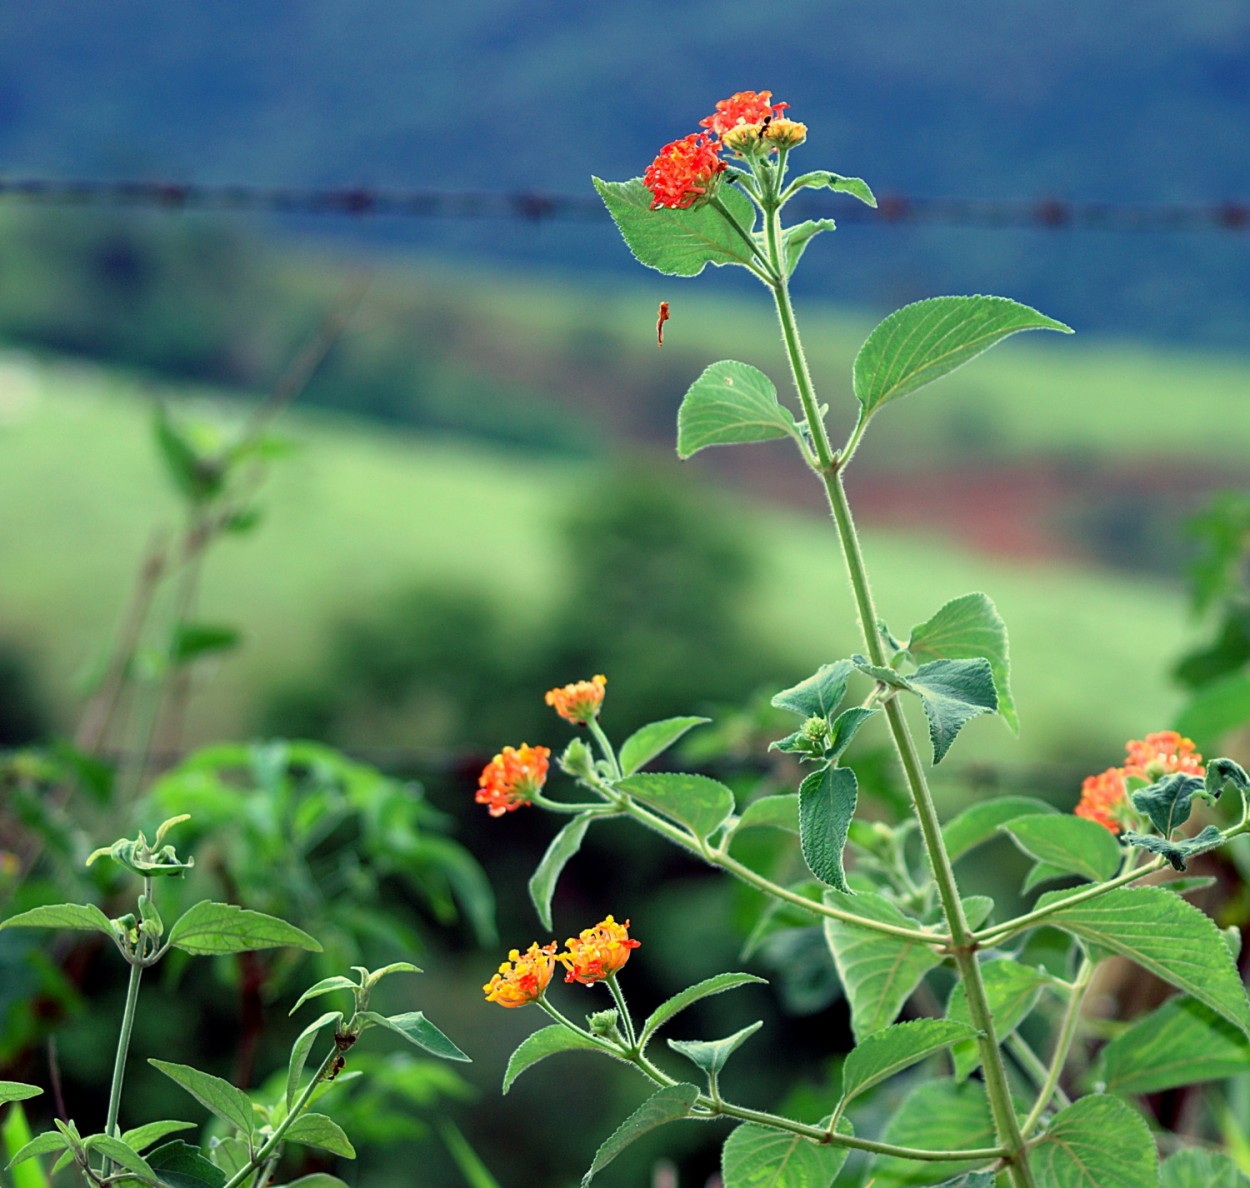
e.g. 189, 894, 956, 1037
476, 743, 549, 817
558, 915, 641, 986
544, 674, 607, 724
483, 942, 557, 1008
1075, 731, 1205, 834
642, 133, 726, 211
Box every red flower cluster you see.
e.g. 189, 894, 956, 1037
476, 743, 549, 817
1075, 730, 1205, 834
699, 90, 789, 137
642, 133, 725, 211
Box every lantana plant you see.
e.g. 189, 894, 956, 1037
477, 91, 1250, 1187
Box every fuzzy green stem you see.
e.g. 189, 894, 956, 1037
586, 718, 623, 781
100, 956, 144, 1177
1021, 957, 1095, 1136
708, 196, 774, 280
605, 974, 638, 1050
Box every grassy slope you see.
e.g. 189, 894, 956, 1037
0, 350, 1196, 773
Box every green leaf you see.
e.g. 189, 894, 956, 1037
82, 1134, 160, 1182
871, 1079, 995, 1186
781, 218, 836, 274
617, 772, 735, 840
580, 1082, 699, 1185
145, 1140, 227, 1188
3, 1104, 51, 1188
119, 1122, 195, 1154
1120, 825, 1226, 871
618, 716, 710, 776
942, 796, 1058, 863
1206, 757, 1250, 801
639, 972, 768, 1048
172, 623, 241, 666
668, 1021, 762, 1083
822, 892, 942, 1041
284, 1113, 355, 1159
7, 1130, 67, 1168
528, 813, 594, 931
1023, 860, 1073, 893
0, 1084, 41, 1105
289, 978, 356, 1016
947, 960, 1046, 1080
734, 794, 799, 834
1100, 995, 1250, 1095
0, 903, 115, 937
828, 706, 879, 760
908, 658, 998, 764
154, 404, 220, 504
853, 295, 1073, 419
593, 177, 759, 277
148, 1060, 256, 1137
999, 815, 1122, 883
772, 661, 854, 719
1131, 773, 1210, 836
1038, 885, 1250, 1037
798, 766, 858, 893
676, 360, 801, 459
356, 1011, 469, 1062
286, 1011, 341, 1111
283, 1177, 353, 1188
815, 172, 877, 207
502, 1025, 605, 1095
1031, 1095, 1158, 1187
1160, 1149, 1250, 1188
720, 1119, 851, 1187
932, 1176, 996, 1188
961, 896, 995, 931
167, 901, 321, 955
838, 1019, 978, 1107
1177, 672, 1250, 754
907, 592, 1017, 733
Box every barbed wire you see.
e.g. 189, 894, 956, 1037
0, 176, 1247, 233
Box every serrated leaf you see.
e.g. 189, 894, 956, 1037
999, 815, 1121, 883
285, 1113, 355, 1159
1038, 885, 1250, 1037
853, 295, 1073, 419
676, 360, 801, 459
871, 1079, 996, 1186
1100, 995, 1250, 1095
502, 1025, 605, 1094
799, 766, 858, 893
148, 1060, 255, 1137
145, 1139, 227, 1188
7, 1130, 67, 1167
720, 1118, 851, 1188
1120, 825, 1226, 871
119, 1121, 195, 1154
907, 592, 1017, 732
839, 1019, 978, 1107
828, 706, 878, 761
618, 716, 710, 776
529, 812, 593, 930
0, 1084, 41, 1104
1159, 1148, 1250, 1187
819, 172, 877, 207
1031, 1095, 1158, 1187
617, 772, 735, 840
356, 1011, 469, 1062
782, 218, 836, 274
593, 177, 759, 277
82, 1134, 159, 1182
581, 1082, 699, 1185
0, 903, 115, 937
942, 796, 1058, 863
735, 794, 799, 834
1206, 757, 1250, 800
772, 661, 854, 719
668, 1021, 762, 1082
289, 977, 356, 1016
167, 901, 321, 955
822, 892, 942, 1041
1131, 773, 1211, 836
947, 960, 1046, 1080
640, 972, 768, 1047
286, 1011, 341, 1111
908, 658, 998, 764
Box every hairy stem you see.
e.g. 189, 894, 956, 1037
101, 956, 144, 1176
1022, 956, 1095, 1135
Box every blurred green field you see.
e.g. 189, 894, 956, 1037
0, 348, 1199, 774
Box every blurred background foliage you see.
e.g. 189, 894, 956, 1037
0, 3, 1248, 1183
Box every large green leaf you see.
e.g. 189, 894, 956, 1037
772, 661, 854, 719
822, 892, 942, 1041
677, 361, 802, 458
869, 1079, 995, 1186
285, 1113, 355, 1159
640, 972, 768, 1047
1159, 1149, 1250, 1187
734, 794, 799, 834
356, 1010, 469, 1062
593, 177, 759, 276
853, 295, 1072, 419
798, 766, 858, 893
0, 1084, 41, 1105
119, 1122, 195, 1154
1100, 996, 1250, 1095
999, 815, 1121, 883
149, 1060, 255, 1137
502, 1026, 604, 1094
720, 1119, 851, 1188
618, 716, 710, 776
946, 960, 1046, 1080
1030, 1095, 1158, 1187
528, 812, 593, 930
581, 1083, 699, 1185
907, 592, 1017, 732
145, 1139, 227, 1188
617, 772, 735, 840
1038, 885, 1250, 1037
0, 903, 115, 938
166, 901, 321, 955
838, 1019, 977, 1108
942, 796, 1058, 863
